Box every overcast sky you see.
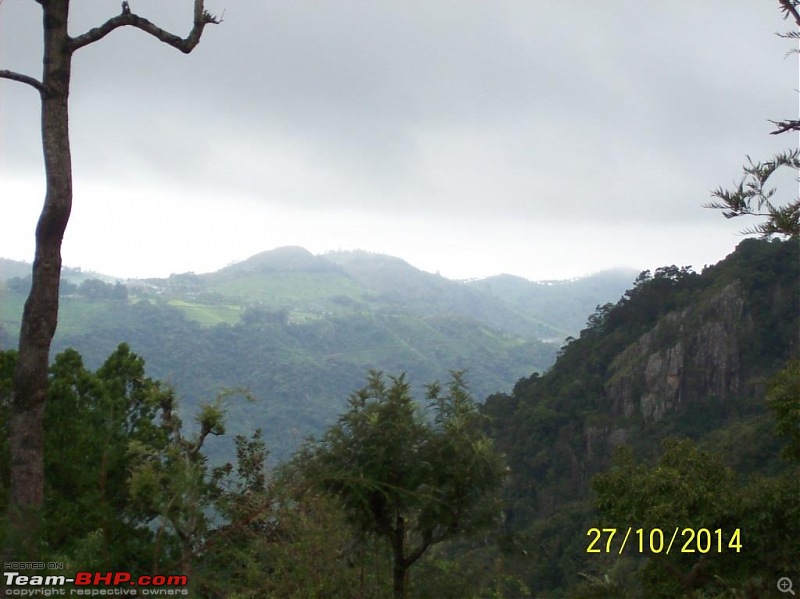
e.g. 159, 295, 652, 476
1, 1, 797, 281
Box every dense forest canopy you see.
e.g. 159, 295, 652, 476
1, 238, 796, 597
482, 238, 799, 597
1, 1, 797, 596
0, 250, 637, 462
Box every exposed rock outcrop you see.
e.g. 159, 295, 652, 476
606, 283, 750, 422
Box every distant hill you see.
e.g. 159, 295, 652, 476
468, 268, 638, 340
0, 258, 117, 284
1, 247, 637, 342
0, 258, 34, 280
0, 247, 636, 459
214, 246, 335, 275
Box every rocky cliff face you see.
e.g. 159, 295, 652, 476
485, 238, 798, 579
606, 283, 750, 422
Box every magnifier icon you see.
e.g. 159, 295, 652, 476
778, 577, 795, 595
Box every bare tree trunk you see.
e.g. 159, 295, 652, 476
1, 0, 218, 570
7, 0, 72, 557
391, 517, 408, 599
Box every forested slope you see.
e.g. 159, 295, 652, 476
0, 240, 795, 598
0, 248, 635, 460
482, 238, 799, 596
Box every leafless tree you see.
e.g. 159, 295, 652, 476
0, 0, 219, 558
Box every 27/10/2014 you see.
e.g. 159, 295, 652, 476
586, 527, 742, 555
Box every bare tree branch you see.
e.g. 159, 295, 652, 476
69, 0, 220, 54
769, 119, 800, 135
0, 69, 44, 94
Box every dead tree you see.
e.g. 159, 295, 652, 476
0, 0, 219, 558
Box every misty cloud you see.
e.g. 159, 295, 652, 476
1, 1, 795, 279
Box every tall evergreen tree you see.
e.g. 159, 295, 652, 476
300, 372, 506, 599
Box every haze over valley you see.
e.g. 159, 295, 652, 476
1, 2, 797, 596
0, 246, 638, 458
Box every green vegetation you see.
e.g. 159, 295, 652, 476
166, 299, 242, 326
2, 247, 636, 347
4, 248, 634, 462
591, 434, 798, 598
206, 271, 367, 308
8, 298, 552, 462
0, 248, 639, 464
0, 344, 235, 575
1, 347, 507, 598
2, 2, 797, 592
704, 3, 800, 239
467, 268, 638, 340
481, 239, 799, 596
767, 359, 800, 462
0, 238, 796, 597
298, 372, 506, 599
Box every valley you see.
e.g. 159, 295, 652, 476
0, 246, 637, 460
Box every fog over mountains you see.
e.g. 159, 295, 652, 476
3, 246, 639, 341
1, 246, 638, 458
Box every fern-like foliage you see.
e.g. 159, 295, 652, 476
706, 149, 800, 238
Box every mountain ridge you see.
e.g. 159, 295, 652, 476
1, 245, 636, 288
482, 238, 799, 594
1, 247, 639, 342
0, 246, 637, 461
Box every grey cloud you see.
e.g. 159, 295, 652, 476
2, 1, 794, 230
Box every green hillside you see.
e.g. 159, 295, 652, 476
1, 247, 637, 461
0, 240, 796, 598
1, 247, 636, 340
0, 247, 636, 457
482, 238, 799, 596
468, 268, 639, 340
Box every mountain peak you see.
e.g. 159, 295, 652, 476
218, 246, 329, 274
323, 249, 413, 269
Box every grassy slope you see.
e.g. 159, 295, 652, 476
204, 271, 367, 307
166, 300, 242, 326
0, 249, 633, 462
